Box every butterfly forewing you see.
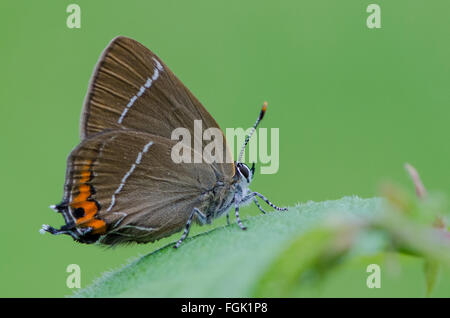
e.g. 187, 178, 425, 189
81, 36, 234, 177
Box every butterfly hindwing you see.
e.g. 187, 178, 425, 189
56, 130, 222, 245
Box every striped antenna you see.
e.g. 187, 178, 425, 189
237, 102, 267, 163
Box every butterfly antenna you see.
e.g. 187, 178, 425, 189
237, 102, 267, 163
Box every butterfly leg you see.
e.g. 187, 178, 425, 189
240, 191, 268, 215
253, 197, 268, 214
174, 208, 206, 249
251, 192, 288, 212
234, 194, 247, 231
226, 213, 230, 225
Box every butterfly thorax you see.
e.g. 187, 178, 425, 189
203, 163, 252, 223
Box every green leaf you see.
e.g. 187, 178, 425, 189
251, 221, 359, 297
72, 195, 450, 298
74, 196, 382, 297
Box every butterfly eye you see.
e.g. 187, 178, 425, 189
237, 163, 250, 182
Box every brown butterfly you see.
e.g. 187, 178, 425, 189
41, 36, 287, 248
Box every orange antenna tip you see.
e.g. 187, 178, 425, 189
259, 102, 267, 120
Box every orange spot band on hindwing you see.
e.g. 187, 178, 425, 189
70, 160, 106, 234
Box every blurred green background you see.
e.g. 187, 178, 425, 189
0, 0, 449, 297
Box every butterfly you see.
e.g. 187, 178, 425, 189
41, 36, 287, 248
